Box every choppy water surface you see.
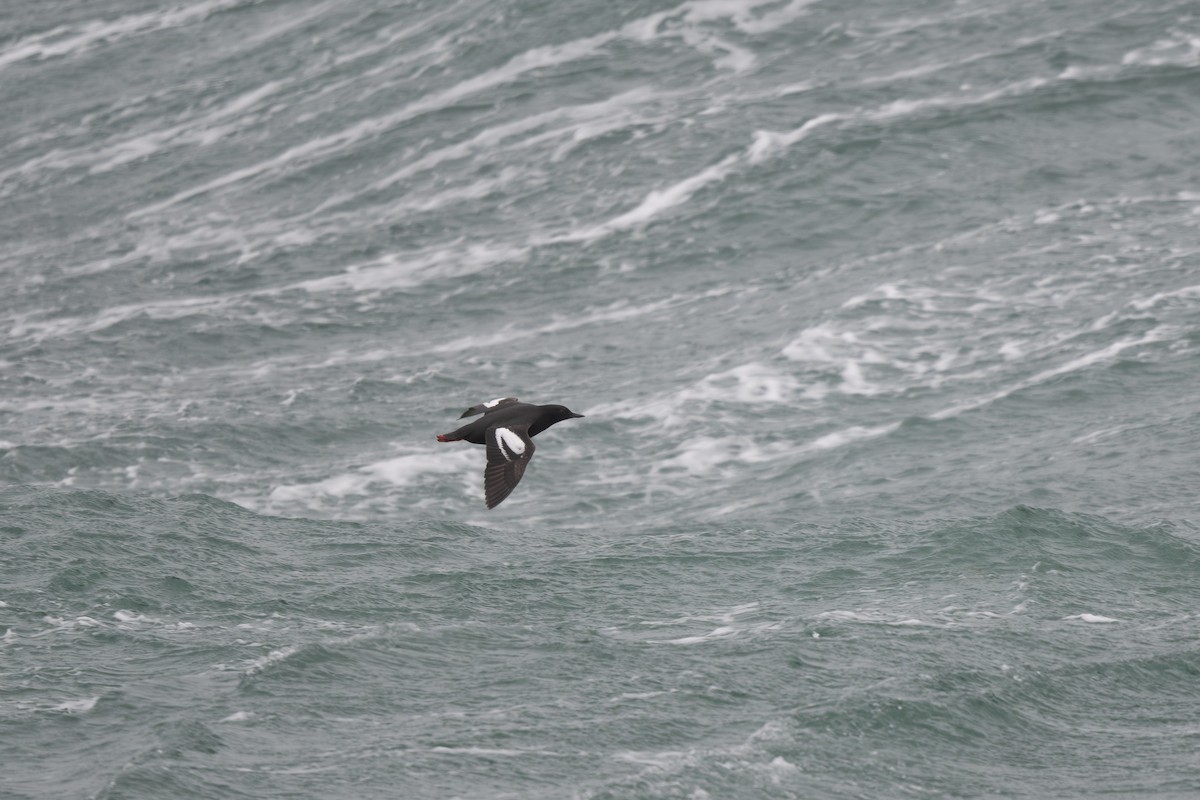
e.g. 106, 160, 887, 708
3, 1, 1199, 797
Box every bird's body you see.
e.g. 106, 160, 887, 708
436, 397, 584, 508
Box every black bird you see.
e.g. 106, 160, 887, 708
436, 397, 585, 509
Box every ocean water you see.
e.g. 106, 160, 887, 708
3, 0, 1200, 797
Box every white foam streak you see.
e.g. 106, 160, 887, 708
664, 0, 818, 36
7, 292, 241, 342
649, 419, 899, 484
1122, 32, 1200, 68
660, 625, 739, 645
561, 75, 1059, 243
593, 360, 801, 431
929, 329, 1170, 421
642, 602, 761, 626
292, 244, 528, 295
748, 114, 844, 164
703, 363, 799, 404
818, 610, 941, 628
119, 0, 820, 221
318, 88, 662, 213
329, 3, 464, 69
623, 601, 781, 645
84, 82, 284, 174
129, 31, 621, 217
428, 296, 685, 354
0, 0, 244, 71
564, 154, 741, 241
1128, 284, 1200, 311
750, 77, 1050, 167
806, 423, 901, 452
428, 746, 554, 757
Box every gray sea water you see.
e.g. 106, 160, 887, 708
3, 1, 1200, 798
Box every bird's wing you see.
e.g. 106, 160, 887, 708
483, 423, 536, 509
459, 396, 520, 419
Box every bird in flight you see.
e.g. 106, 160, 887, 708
436, 397, 584, 508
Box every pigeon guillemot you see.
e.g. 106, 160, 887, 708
436, 397, 585, 509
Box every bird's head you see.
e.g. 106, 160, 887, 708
548, 404, 584, 421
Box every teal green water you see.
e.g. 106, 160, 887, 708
3, 1, 1200, 797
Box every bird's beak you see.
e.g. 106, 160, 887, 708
572, 413, 585, 418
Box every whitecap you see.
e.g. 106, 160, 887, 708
654, 435, 786, 476
641, 602, 761, 627
244, 646, 299, 675
609, 690, 670, 702
114, 610, 162, 625
274, 450, 471, 496
265, 449, 477, 515
1122, 32, 1200, 68
767, 756, 800, 783
1065, 614, 1120, 624
428, 746, 550, 756
805, 422, 900, 452
220, 711, 255, 722
818, 610, 940, 627
747, 114, 844, 164
691, 362, 800, 405
54, 696, 99, 714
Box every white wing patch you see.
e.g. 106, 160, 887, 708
484, 397, 507, 409
495, 427, 526, 460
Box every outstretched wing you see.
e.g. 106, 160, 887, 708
483, 423, 536, 509
460, 396, 520, 419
